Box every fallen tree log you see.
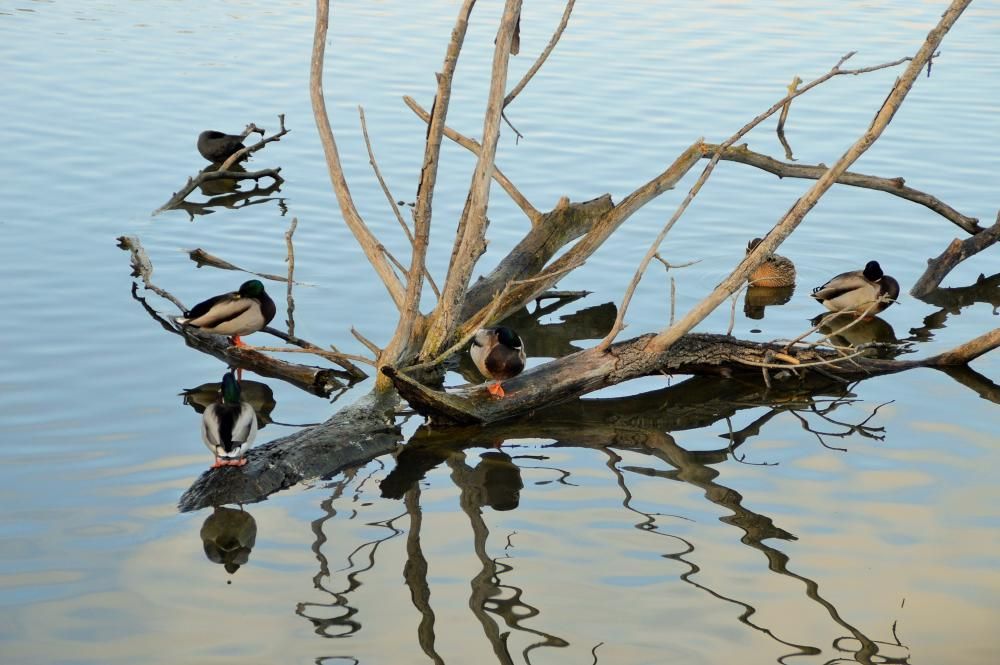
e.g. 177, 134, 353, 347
385, 329, 1000, 425
180, 365, 856, 511
178, 391, 400, 511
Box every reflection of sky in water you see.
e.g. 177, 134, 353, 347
1, 0, 999, 663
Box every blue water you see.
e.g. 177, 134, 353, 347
1, 1, 998, 663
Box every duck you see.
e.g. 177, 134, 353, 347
201, 370, 258, 468
177, 279, 276, 347
811, 260, 899, 316
746, 237, 796, 288
470, 326, 526, 398
197, 130, 250, 164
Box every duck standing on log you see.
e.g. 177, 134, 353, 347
470, 327, 526, 399
176, 279, 276, 347
811, 260, 899, 317
201, 370, 258, 468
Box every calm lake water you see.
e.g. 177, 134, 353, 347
2, 1, 999, 663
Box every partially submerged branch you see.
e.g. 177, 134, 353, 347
911, 211, 1000, 297
385, 326, 998, 426
156, 115, 289, 214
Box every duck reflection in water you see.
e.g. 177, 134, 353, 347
744, 283, 795, 320
200, 506, 257, 576
381, 445, 523, 511
811, 312, 900, 358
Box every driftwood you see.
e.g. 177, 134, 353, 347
911, 212, 1000, 297
124, 1, 996, 512
385, 328, 1000, 426
119, 235, 367, 390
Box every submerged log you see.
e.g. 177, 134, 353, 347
385, 329, 1000, 426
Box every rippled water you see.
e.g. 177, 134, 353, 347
2, 1, 999, 663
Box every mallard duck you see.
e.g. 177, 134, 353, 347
746, 237, 796, 288
811, 260, 899, 316
197, 130, 248, 163
177, 279, 276, 347
201, 370, 258, 468
470, 326, 526, 398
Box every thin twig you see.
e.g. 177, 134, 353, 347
247, 345, 377, 367
352, 327, 383, 357
285, 217, 298, 336
358, 106, 441, 299
504, 0, 576, 108
311, 0, 407, 310
404, 96, 541, 223
599, 47, 926, 352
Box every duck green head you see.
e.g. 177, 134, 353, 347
495, 326, 523, 350
238, 280, 266, 298
221, 371, 242, 404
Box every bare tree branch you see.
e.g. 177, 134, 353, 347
377, 1, 477, 387
703, 143, 981, 234
598, 47, 929, 351
420, 0, 524, 360
640, 3, 970, 356
311, 0, 407, 310
358, 106, 440, 298
405, 96, 541, 223
503, 0, 576, 108
911, 211, 1000, 297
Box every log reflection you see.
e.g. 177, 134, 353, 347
390, 372, 911, 664
297, 465, 408, 639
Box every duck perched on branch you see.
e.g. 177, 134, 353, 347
812, 260, 899, 316
746, 237, 796, 288
470, 327, 526, 399
197, 125, 265, 163
177, 279, 276, 347
201, 371, 258, 468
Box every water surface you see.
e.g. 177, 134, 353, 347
2, 1, 998, 663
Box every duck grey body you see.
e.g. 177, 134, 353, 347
176, 279, 276, 342
811, 260, 899, 315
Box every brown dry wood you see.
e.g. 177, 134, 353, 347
703, 143, 981, 235
384, 328, 1000, 426
131, 283, 352, 396
421, 0, 524, 359
157, 168, 284, 214
311, 0, 407, 310
636, 0, 971, 358
911, 212, 1000, 297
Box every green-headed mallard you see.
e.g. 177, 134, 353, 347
201, 370, 258, 468
197, 130, 249, 164
177, 279, 276, 347
811, 260, 899, 316
746, 237, 796, 288
470, 326, 526, 398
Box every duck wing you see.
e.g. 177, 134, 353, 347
181, 293, 254, 329
811, 271, 868, 301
